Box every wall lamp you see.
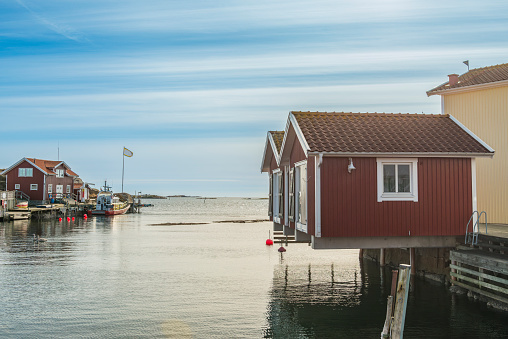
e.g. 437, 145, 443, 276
348, 157, 356, 173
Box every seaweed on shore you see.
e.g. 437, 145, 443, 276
148, 219, 269, 226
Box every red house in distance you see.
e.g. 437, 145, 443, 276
261, 112, 494, 250
1, 157, 79, 204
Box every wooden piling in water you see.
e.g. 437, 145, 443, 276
381, 265, 411, 339
391, 264, 411, 339
381, 295, 393, 338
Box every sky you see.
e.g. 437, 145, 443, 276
1, 0, 508, 197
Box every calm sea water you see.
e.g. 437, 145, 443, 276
1, 197, 507, 338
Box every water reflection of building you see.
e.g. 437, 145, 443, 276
264, 259, 390, 338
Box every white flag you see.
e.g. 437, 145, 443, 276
123, 147, 133, 157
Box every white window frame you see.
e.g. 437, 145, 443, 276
377, 158, 418, 202
14, 184, 20, 190
272, 169, 281, 223
66, 185, 71, 194
48, 184, 52, 194
56, 169, 64, 178
18, 168, 33, 177
295, 160, 307, 232
30, 184, 38, 191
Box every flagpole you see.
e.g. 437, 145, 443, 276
122, 147, 125, 193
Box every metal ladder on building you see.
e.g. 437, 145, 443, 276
465, 210, 487, 245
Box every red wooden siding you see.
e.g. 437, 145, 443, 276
6, 160, 45, 201
320, 157, 472, 237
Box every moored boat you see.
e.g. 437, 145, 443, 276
91, 182, 130, 216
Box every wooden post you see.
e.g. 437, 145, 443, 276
410, 248, 415, 275
380, 248, 386, 266
381, 295, 394, 339
451, 260, 457, 282
359, 248, 363, 259
391, 270, 398, 298
391, 264, 411, 339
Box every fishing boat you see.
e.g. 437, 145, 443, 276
90, 182, 130, 216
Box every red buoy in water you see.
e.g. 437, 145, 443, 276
58, 217, 62, 222
72, 217, 75, 221
278, 246, 286, 252
84, 214, 88, 219
67, 217, 70, 222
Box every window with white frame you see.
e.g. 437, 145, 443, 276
377, 158, 418, 202
66, 185, 71, 194
48, 184, 52, 194
18, 168, 33, 177
15, 184, 20, 190
56, 169, 65, 178
295, 161, 307, 231
30, 184, 38, 191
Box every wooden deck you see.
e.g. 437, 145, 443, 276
480, 223, 508, 238
450, 231, 508, 306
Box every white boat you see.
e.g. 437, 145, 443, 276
90, 182, 130, 216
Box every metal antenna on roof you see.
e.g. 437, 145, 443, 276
463, 60, 470, 71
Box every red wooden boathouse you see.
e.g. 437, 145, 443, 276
261, 112, 494, 249
1, 157, 79, 204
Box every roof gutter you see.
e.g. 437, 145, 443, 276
427, 79, 508, 96
307, 151, 494, 158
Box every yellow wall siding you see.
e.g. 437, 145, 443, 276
443, 86, 508, 223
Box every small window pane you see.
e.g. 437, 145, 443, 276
27, 168, 33, 177
398, 164, 411, 192
383, 165, 396, 192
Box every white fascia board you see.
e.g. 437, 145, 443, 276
56, 161, 74, 171
289, 112, 310, 157
449, 115, 495, 153
0, 157, 48, 176
307, 151, 494, 158
427, 79, 508, 97
426, 80, 451, 97
278, 114, 293, 165
268, 133, 281, 167
472, 158, 477, 214
260, 133, 273, 173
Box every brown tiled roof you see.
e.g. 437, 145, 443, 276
292, 111, 493, 155
26, 158, 78, 177
269, 131, 284, 153
427, 63, 508, 95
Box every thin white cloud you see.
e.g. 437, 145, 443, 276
15, 0, 88, 42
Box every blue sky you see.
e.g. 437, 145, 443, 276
1, 0, 508, 197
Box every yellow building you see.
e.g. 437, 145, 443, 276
427, 63, 508, 223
